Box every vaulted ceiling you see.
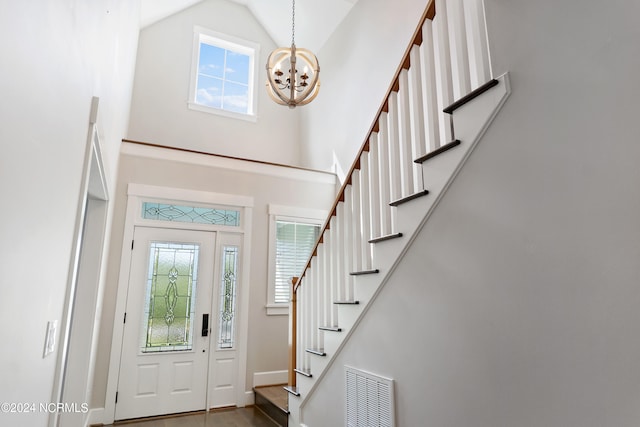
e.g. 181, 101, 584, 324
140, 0, 359, 52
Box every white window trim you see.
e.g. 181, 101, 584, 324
267, 204, 327, 316
188, 26, 260, 122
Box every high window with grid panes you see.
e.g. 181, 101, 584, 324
188, 26, 259, 121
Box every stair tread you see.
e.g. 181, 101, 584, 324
414, 140, 461, 164
319, 325, 342, 332
254, 385, 289, 414
349, 269, 380, 276
334, 300, 360, 305
305, 348, 327, 356
283, 386, 300, 397
369, 232, 403, 243
389, 189, 429, 207
294, 368, 313, 377
443, 78, 499, 114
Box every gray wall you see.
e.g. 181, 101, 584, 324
92, 148, 336, 408
299, 0, 431, 178
128, 0, 304, 166
301, 0, 640, 425
0, 1, 140, 426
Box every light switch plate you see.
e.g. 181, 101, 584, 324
43, 320, 57, 358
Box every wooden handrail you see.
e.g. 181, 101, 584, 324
121, 138, 336, 176
294, 0, 436, 292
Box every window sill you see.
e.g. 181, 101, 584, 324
266, 304, 289, 316
188, 102, 258, 123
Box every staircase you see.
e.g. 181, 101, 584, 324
287, 0, 511, 425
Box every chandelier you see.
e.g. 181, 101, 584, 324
266, 0, 320, 108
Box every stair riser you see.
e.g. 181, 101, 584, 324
255, 391, 288, 427
308, 352, 331, 378
294, 374, 314, 397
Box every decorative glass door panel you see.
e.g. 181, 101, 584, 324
218, 246, 238, 350
141, 242, 199, 353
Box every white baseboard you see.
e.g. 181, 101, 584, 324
243, 390, 255, 406
85, 407, 105, 426
252, 370, 288, 387
86, 371, 286, 424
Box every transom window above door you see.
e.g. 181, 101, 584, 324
188, 26, 259, 122
141, 202, 241, 227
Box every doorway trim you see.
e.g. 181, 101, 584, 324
104, 183, 254, 424
50, 97, 110, 427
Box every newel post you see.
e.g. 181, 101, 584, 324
288, 277, 298, 388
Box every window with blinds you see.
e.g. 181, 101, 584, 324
274, 220, 320, 304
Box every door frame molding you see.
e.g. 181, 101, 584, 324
104, 183, 254, 424
50, 97, 110, 427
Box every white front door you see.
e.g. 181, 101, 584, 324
115, 226, 215, 420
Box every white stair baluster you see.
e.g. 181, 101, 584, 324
420, 18, 441, 153
407, 44, 427, 189
377, 116, 392, 236
297, 281, 304, 373
325, 219, 335, 329
368, 133, 381, 242
387, 92, 402, 204
343, 185, 355, 301
397, 69, 417, 195
333, 205, 343, 326
351, 168, 363, 275
447, 0, 471, 99
303, 268, 311, 360
359, 153, 373, 271
432, 0, 454, 146
308, 266, 322, 356
315, 241, 325, 350
308, 262, 318, 362
463, 0, 491, 88
303, 272, 311, 371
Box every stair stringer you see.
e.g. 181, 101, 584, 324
289, 72, 511, 427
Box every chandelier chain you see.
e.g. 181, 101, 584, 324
291, 0, 295, 46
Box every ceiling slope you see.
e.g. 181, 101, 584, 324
140, 0, 358, 52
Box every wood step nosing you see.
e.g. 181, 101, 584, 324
305, 348, 327, 356
389, 189, 429, 207
414, 140, 461, 164
319, 326, 342, 332
349, 269, 380, 276
443, 78, 499, 114
369, 232, 403, 243
283, 386, 300, 397
294, 368, 313, 378
334, 300, 360, 305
